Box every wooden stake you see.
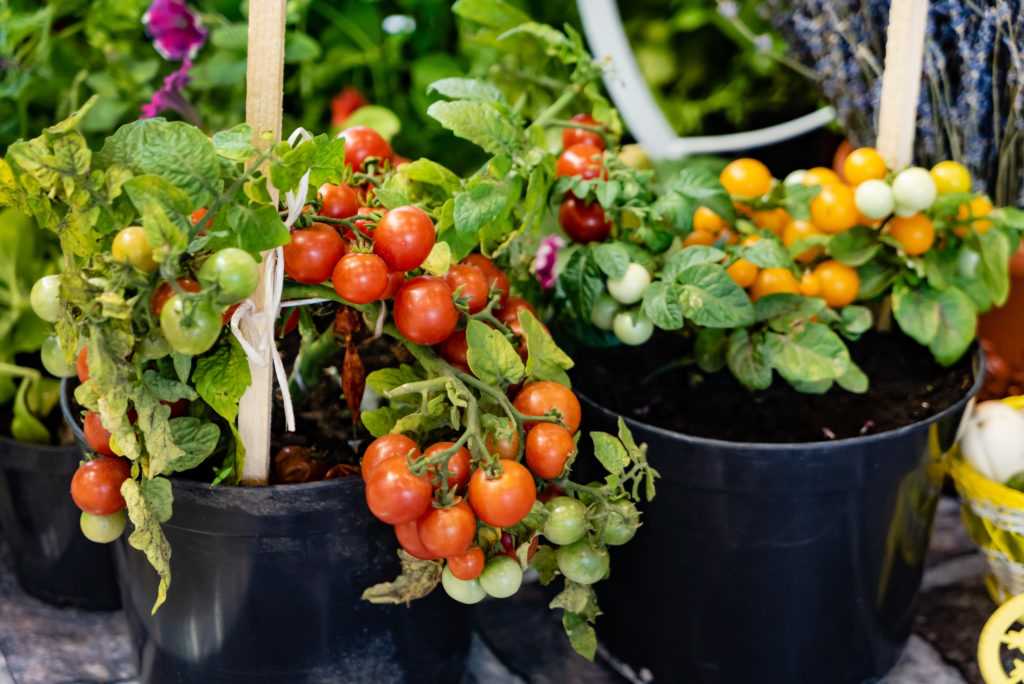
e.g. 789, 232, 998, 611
238, 0, 286, 486
876, 0, 930, 170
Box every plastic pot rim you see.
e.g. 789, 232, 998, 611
577, 347, 984, 453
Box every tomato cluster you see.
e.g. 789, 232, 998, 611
70, 443, 130, 543
556, 114, 612, 245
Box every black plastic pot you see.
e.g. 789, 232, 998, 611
62, 386, 470, 684
577, 353, 983, 684
0, 421, 120, 610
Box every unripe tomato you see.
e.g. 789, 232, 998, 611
751, 268, 800, 301
810, 183, 858, 233
83, 411, 115, 457
71, 456, 130, 515
543, 496, 587, 545
854, 179, 895, 220
842, 147, 887, 185
891, 167, 937, 214
418, 500, 476, 558
590, 293, 619, 331
437, 329, 470, 371
361, 434, 420, 481
719, 158, 773, 197
782, 220, 824, 264
420, 441, 471, 489
393, 276, 459, 345
365, 456, 433, 525
479, 555, 523, 598
930, 160, 971, 195
338, 126, 392, 171
485, 423, 520, 460
461, 255, 510, 305
618, 144, 651, 169
802, 166, 842, 188
612, 310, 654, 346
468, 459, 537, 528
813, 260, 860, 308
198, 248, 260, 304
373, 206, 436, 271
41, 336, 75, 378
112, 226, 158, 273
513, 381, 582, 434
556, 539, 610, 585
783, 169, 807, 186
888, 213, 935, 255
395, 519, 439, 560
726, 258, 759, 288
80, 510, 127, 544
442, 565, 486, 604
525, 423, 574, 479
318, 183, 360, 219
30, 275, 61, 323
562, 113, 605, 150
160, 295, 223, 355
447, 546, 485, 581
283, 225, 346, 284
693, 206, 726, 233
559, 195, 612, 243
332, 253, 389, 304
151, 278, 201, 316
601, 499, 640, 546
556, 143, 605, 179
606, 263, 651, 305
445, 264, 490, 313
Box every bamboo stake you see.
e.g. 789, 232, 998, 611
238, 0, 286, 486
875, 0, 930, 170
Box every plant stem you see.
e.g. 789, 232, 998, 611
0, 363, 40, 381
532, 86, 583, 129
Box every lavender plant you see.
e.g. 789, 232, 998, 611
766, 0, 1024, 206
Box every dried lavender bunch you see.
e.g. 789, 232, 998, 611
765, 0, 1024, 206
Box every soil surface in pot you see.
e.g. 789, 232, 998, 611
571, 331, 976, 443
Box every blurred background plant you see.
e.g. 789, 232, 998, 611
767, 0, 1024, 206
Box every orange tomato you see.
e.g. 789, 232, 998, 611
810, 184, 858, 233
956, 195, 993, 236
751, 208, 790, 235
727, 259, 759, 288
842, 147, 887, 185
832, 139, 854, 180
888, 214, 935, 255
800, 271, 821, 297
803, 166, 842, 187
683, 230, 717, 247
813, 260, 860, 308
693, 206, 726, 233
751, 268, 800, 300
720, 158, 773, 197
782, 220, 824, 263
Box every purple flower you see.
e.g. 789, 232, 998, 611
534, 235, 566, 290
140, 59, 202, 126
143, 0, 207, 61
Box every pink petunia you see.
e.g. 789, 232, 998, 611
143, 0, 208, 61
534, 235, 566, 290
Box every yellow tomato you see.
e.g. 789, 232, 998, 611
956, 195, 993, 236
693, 206, 726, 233
751, 208, 790, 235
888, 214, 935, 255
842, 147, 887, 185
112, 226, 158, 273
810, 184, 859, 234
803, 166, 842, 187
726, 259, 759, 288
684, 230, 717, 247
720, 158, 773, 198
800, 271, 821, 297
782, 220, 824, 264
751, 268, 800, 301
813, 260, 860, 308
930, 160, 971, 195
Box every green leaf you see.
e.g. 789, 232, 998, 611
695, 328, 727, 373
754, 293, 824, 325
520, 310, 574, 385
677, 264, 755, 327
284, 31, 321, 63
892, 282, 940, 346
857, 260, 900, 300
827, 226, 881, 266
453, 181, 508, 238
366, 365, 423, 396
558, 249, 604, 322
928, 287, 977, 366
123, 175, 191, 260
142, 370, 198, 402
764, 323, 851, 384
421, 242, 452, 276
727, 329, 772, 390
362, 407, 400, 438
837, 362, 869, 393
839, 306, 873, 337
427, 77, 505, 104
740, 239, 792, 269
591, 432, 629, 474
655, 168, 734, 232
662, 246, 726, 282
194, 336, 250, 424
202, 204, 290, 256
549, 582, 599, 616
167, 418, 221, 473
452, 0, 531, 29
141, 477, 174, 523
977, 228, 1012, 308
427, 101, 524, 157
592, 243, 630, 279
465, 319, 524, 385
562, 612, 598, 661
779, 183, 820, 220
211, 124, 255, 162
11, 378, 50, 444
400, 159, 462, 194
122, 478, 172, 613
530, 545, 559, 585
641, 281, 684, 330
339, 106, 401, 141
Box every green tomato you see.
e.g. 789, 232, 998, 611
618, 144, 652, 170
607, 263, 651, 305
30, 275, 61, 323
80, 510, 127, 544
853, 179, 894, 220
613, 310, 654, 346
601, 499, 640, 546
891, 167, 936, 214
160, 295, 223, 355
590, 293, 619, 331
41, 335, 75, 378
198, 248, 260, 305
112, 226, 158, 273
441, 565, 486, 604
556, 539, 610, 585
543, 496, 588, 545
479, 555, 523, 599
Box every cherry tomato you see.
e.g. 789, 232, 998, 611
222, 303, 240, 325
513, 381, 582, 433
160, 295, 223, 355
80, 510, 127, 544
442, 565, 486, 604
70, 456, 130, 515
556, 539, 609, 585
842, 147, 887, 185
543, 496, 587, 545
445, 264, 489, 313
283, 224, 347, 284
332, 253, 389, 304
373, 206, 435, 271
191, 208, 208, 225
331, 87, 367, 126
420, 441, 471, 489
83, 411, 115, 457
361, 434, 420, 481
447, 546, 485, 580
339, 126, 392, 171
30, 275, 61, 323
461, 255, 509, 305
393, 276, 459, 345
151, 278, 201, 316
719, 158, 773, 197
607, 263, 651, 305
810, 183, 858, 233
832, 139, 854, 180
198, 248, 260, 305
891, 167, 937, 214
612, 310, 654, 346
782, 220, 824, 264
418, 500, 476, 558
888, 213, 935, 255
380, 271, 405, 300
750, 208, 790, 235
854, 179, 895, 220
684, 230, 717, 247
559, 195, 612, 244
365, 456, 433, 525
437, 329, 470, 372
956, 195, 994, 235
726, 258, 759, 288
76, 347, 89, 383
319, 183, 360, 220
800, 271, 821, 297
601, 499, 640, 546
525, 423, 574, 479
562, 113, 605, 150
468, 459, 537, 528
556, 143, 605, 179
40, 336, 74, 378
802, 166, 842, 188
496, 297, 538, 357
693, 207, 726, 233
751, 268, 801, 301
931, 160, 971, 195
590, 293, 619, 330
112, 226, 158, 273
394, 519, 439, 560
813, 260, 860, 308
479, 555, 523, 598
485, 422, 520, 460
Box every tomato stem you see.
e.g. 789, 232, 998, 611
545, 118, 614, 149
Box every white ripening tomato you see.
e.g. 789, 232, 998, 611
854, 179, 895, 220
891, 167, 937, 216
607, 263, 651, 305
959, 401, 1024, 483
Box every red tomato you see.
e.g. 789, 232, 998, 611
339, 126, 392, 171
331, 87, 367, 126
393, 277, 459, 345
461, 255, 510, 305
437, 329, 469, 372
365, 457, 433, 525
373, 206, 435, 271
70, 456, 130, 515
559, 195, 612, 243
556, 143, 605, 179
447, 546, 485, 580
361, 434, 420, 481
513, 381, 581, 433
420, 441, 471, 489
283, 224, 347, 284
444, 264, 489, 313
485, 425, 520, 460
83, 411, 115, 457
496, 296, 539, 358
163, 398, 189, 418
318, 184, 359, 220
332, 253, 389, 304
76, 347, 89, 383
418, 500, 476, 557
468, 459, 538, 528
525, 423, 575, 479
276, 309, 300, 338
394, 519, 439, 560
150, 278, 201, 316
562, 113, 605, 150
191, 208, 208, 225
222, 303, 240, 326
380, 271, 405, 300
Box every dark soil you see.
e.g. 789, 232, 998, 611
570, 331, 978, 444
